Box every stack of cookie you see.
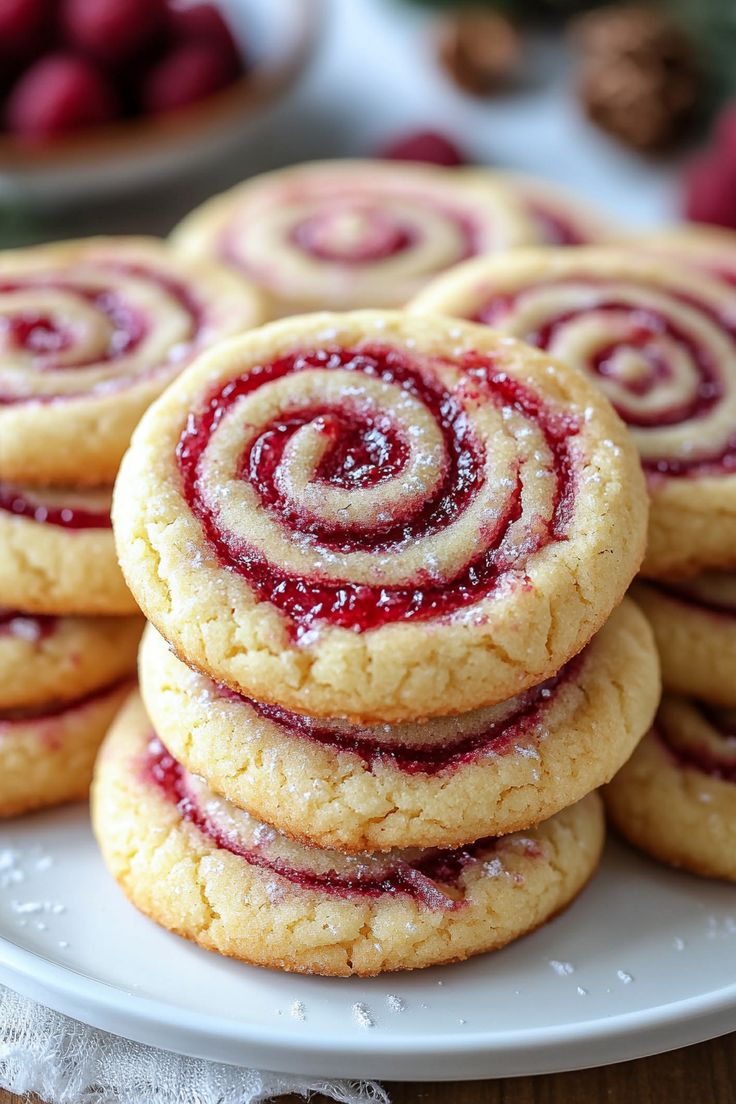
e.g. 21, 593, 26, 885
0, 237, 264, 817
410, 235, 736, 881
95, 310, 659, 976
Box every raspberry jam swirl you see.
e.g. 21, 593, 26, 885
652, 572, 736, 617
212, 166, 517, 306
176, 344, 580, 637
0, 256, 204, 405
469, 263, 736, 477
210, 653, 581, 776
0, 609, 56, 641
0, 482, 112, 529
146, 737, 541, 909
658, 698, 736, 784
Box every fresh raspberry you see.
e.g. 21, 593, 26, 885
141, 42, 238, 114
682, 154, 736, 230
61, 0, 168, 65
379, 129, 466, 167
0, 0, 52, 61
714, 105, 736, 168
167, 2, 241, 66
5, 53, 120, 138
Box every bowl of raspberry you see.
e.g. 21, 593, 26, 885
0, 0, 321, 205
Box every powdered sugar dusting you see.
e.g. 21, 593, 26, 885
352, 1002, 375, 1029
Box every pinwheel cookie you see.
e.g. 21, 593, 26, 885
114, 310, 647, 722
634, 574, 736, 706
411, 247, 736, 578
0, 237, 265, 487
0, 482, 137, 614
633, 224, 736, 287
140, 598, 658, 852
0, 608, 141, 711
467, 171, 616, 245
92, 693, 605, 976
170, 160, 533, 315
0, 610, 139, 816
604, 696, 736, 881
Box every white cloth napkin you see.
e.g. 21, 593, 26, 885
0, 986, 388, 1104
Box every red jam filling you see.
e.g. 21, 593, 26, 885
217, 653, 579, 776
176, 345, 579, 636
660, 705, 736, 784
0, 483, 112, 530
0, 609, 57, 640
0, 264, 203, 405
291, 206, 415, 263
474, 281, 736, 476
145, 737, 527, 909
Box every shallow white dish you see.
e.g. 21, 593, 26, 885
0, 804, 734, 1080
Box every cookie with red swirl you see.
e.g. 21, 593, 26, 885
113, 311, 647, 722
604, 696, 736, 881
465, 171, 617, 246
92, 692, 605, 975
0, 608, 141, 711
411, 247, 736, 578
0, 237, 265, 487
170, 161, 534, 316
633, 574, 736, 706
632, 225, 736, 288
0, 678, 131, 818
0, 482, 137, 614
139, 598, 658, 852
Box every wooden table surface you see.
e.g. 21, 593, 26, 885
1, 1033, 732, 1104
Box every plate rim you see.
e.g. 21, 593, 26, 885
1, 923, 735, 1081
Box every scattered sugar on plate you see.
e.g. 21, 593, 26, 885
386, 994, 405, 1013
576, 986, 588, 996
289, 1000, 306, 1022
549, 960, 575, 977
352, 1002, 375, 1029
616, 970, 634, 985
673, 937, 685, 951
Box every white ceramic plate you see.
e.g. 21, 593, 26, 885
0, 804, 734, 1081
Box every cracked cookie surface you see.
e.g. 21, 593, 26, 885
114, 310, 647, 722
92, 693, 605, 976
140, 598, 658, 851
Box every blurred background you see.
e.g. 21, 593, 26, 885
1, 0, 735, 245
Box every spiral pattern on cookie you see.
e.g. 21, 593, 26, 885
414, 250, 736, 477
146, 735, 541, 910
658, 698, 736, 783
0, 239, 261, 405
176, 342, 581, 636
171, 162, 532, 311
0, 481, 111, 529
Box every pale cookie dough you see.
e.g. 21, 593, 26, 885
114, 310, 647, 722
140, 598, 658, 852
633, 575, 736, 706
0, 678, 131, 817
633, 224, 736, 286
0, 237, 266, 486
0, 483, 137, 615
0, 609, 141, 710
171, 160, 534, 315
604, 695, 736, 881
92, 693, 606, 976
410, 247, 736, 578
